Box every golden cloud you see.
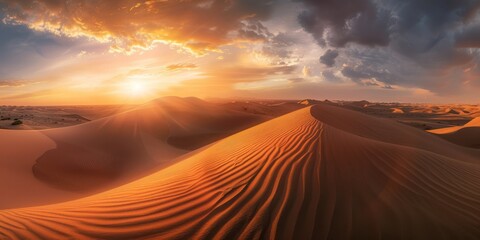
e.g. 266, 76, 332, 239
166, 63, 198, 71
164, 64, 298, 96
200, 65, 297, 82
0, 79, 38, 88
0, 0, 275, 54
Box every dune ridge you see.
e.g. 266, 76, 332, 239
0, 104, 479, 239
429, 117, 480, 148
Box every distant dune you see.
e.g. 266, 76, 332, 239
221, 100, 301, 116
391, 107, 404, 114
444, 108, 461, 115
1, 103, 479, 239
429, 117, 480, 148
298, 99, 324, 105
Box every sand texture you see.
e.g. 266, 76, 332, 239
1, 103, 479, 239
429, 117, 480, 148
0, 97, 271, 209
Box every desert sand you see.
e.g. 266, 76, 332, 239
428, 117, 480, 148
0, 105, 135, 130
339, 101, 478, 131
0, 100, 479, 239
0, 97, 299, 209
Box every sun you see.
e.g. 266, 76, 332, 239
130, 81, 146, 96
120, 75, 156, 102
124, 79, 148, 98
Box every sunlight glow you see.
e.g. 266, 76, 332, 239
121, 75, 152, 101
129, 81, 146, 96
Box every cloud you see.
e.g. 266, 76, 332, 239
166, 63, 198, 71
0, 79, 30, 87
302, 66, 311, 77
201, 65, 297, 82
322, 70, 342, 82
259, 32, 299, 65
166, 64, 298, 96
319, 49, 339, 67
237, 20, 273, 42
296, 0, 480, 94
288, 77, 305, 83
297, 0, 391, 47
2, 0, 480, 103
0, 21, 97, 81
0, 0, 277, 54
0, 88, 55, 100
456, 24, 480, 48
341, 64, 396, 89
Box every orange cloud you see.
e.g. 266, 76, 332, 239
164, 64, 298, 97
166, 63, 198, 71
200, 65, 297, 82
1, 0, 275, 54
0, 79, 34, 87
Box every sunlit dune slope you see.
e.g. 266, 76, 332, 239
429, 117, 480, 148
0, 97, 269, 209
1, 104, 479, 239
391, 107, 404, 114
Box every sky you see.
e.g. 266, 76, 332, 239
0, 0, 480, 105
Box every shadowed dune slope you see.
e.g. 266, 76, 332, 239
1, 104, 479, 239
33, 97, 270, 191
311, 104, 480, 162
428, 117, 480, 148
0, 97, 269, 209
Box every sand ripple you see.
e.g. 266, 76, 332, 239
1, 105, 479, 239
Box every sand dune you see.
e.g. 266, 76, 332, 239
391, 107, 404, 114
444, 108, 461, 114
465, 117, 480, 127
1, 103, 479, 239
298, 99, 324, 105
221, 100, 302, 117
344, 100, 371, 108
0, 97, 269, 209
0, 105, 134, 130
429, 117, 480, 148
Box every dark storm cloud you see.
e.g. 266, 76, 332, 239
386, 0, 480, 69
297, 0, 391, 47
297, 0, 480, 92
319, 49, 339, 67
321, 70, 341, 82
456, 24, 480, 48
297, 0, 480, 50
343, 47, 473, 94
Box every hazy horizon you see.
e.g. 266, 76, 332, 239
0, 96, 478, 107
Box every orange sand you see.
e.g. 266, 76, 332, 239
429, 117, 480, 148
0, 97, 269, 209
0, 103, 479, 239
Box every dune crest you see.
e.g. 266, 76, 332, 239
1, 104, 479, 239
391, 107, 404, 114
429, 117, 480, 148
